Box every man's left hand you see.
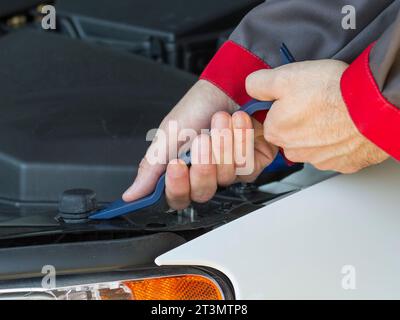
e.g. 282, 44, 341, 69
246, 60, 389, 173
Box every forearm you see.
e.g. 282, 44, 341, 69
201, 0, 396, 106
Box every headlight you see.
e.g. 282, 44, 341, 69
0, 268, 234, 300
35, 275, 223, 300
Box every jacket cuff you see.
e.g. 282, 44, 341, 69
340, 44, 400, 160
200, 40, 271, 106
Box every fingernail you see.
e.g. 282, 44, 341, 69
232, 112, 248, 128
212, 112, 230, 129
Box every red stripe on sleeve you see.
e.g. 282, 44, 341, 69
200, 40, 271, 106
341, 44, 400, 160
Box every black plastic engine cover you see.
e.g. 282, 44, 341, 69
56, 0, 263, 38
55, 0, 264, 73
0, 30, 196, 203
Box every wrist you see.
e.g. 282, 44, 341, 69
196, 79, 238, 113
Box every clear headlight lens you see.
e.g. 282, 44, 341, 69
1, 274, 225, 300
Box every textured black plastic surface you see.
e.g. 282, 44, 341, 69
0, 0, 42, 17
57, 0, 262, 37
0, 30, 196, 203
56, 0, 263, 73
0, 233, 186, 280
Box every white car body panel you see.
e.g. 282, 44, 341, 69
156, 160, 400, 299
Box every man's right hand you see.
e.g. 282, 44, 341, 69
122, 79, 278, 210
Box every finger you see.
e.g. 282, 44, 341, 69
122, 155, 166, 202
211, 112, 236, 186
190, 134, 218, 203
232, 111, 255, 176
245, 67, 292, 101
313, 157, 358, 174
165, 159, 190, 210
237, 118, 278, 183
262, 101, 287, 147
283, 148, 308, 163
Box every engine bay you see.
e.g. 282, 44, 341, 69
0, 2, 331, 248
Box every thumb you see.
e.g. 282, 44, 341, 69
245, 67, 291, 101
122, 156, 166, 202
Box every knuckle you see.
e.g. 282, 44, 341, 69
264, 123, 283, 146
195, 163, 215, 175
167, 187, 189, 199
313, 162, 331, 171
338, 166, 361, 175
192, 135, 212, 164
166, 160, 188, 179
264, 120, 278, 136
314, 161, 360, 174
138, 158, 148, 170
169, 158, 185, 166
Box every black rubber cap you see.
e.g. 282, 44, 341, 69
59, 189, 97, 215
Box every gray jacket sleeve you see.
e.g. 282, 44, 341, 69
201, 0, 400, 159
341, 11, 400, 160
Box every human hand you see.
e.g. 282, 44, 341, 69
162, 111, 277, 209
246, 60, 389, 174
122, 80, 238, 205
123, 79, 277, 209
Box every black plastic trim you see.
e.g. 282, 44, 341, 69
0, 233, 185, 281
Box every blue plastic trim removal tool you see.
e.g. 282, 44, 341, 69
90, 44, 296, 220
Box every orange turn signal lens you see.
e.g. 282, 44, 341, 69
122, 275, 223, 300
